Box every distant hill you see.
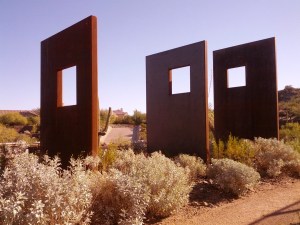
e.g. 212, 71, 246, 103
278, 86, 300, 125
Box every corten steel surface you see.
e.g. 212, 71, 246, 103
213, 37, 279, 142
41, 16, 98, 166
146, 41, 209, 161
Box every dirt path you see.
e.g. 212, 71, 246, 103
101, 125, 139, 144
150, 178, 300, 225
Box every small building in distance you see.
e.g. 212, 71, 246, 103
112, 108, 128, 119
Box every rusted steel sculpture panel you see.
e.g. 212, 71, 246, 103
146, 41, 209, 161
41, 16, 98, 165
213, 37, 279, 142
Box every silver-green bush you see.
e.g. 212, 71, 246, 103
207, 158, 260, 196
0, 146, 193, 224
174, 154, 206, 180
253, 137, 300, 177
112, 150, 192, 217
0, 150, 92, 224
88, 169, 149, 225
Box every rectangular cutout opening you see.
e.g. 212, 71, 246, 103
62, 66, 77, 106
170, 66, 191, 94
227, 66, 246, 88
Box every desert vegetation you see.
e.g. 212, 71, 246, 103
278, 85, 300, 124
207, 158, 260, 196
0, 124, 37, 144
110, 109, 146, 125
0, 112, 39, 144
1, 132, 300, 224
1, 99, 300, 223
0, 144, 192, 224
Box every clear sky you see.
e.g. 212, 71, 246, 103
1, 0, 300, 114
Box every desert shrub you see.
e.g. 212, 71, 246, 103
88, 169, 149, 225
139, 123, 147, 141
15, 133, 37, 144
0, 124, 37, 144
114, 115, 134, 125
98, 144, 117, 172
212, 138, 225, 159
280, 122, 300, 153
132, 140, 147, 153
0, 150, 93, 224
27, 116, 40, 126
0, 113, 27, 126
212, 135, 256, 166
225, 136, 256, 166
109, 138, 132, 151
0, 124, 18, 143
174, 154, 206, 180
253, 137, 300, 177
132, 110, 146, 125
285, 139, 300, 155
0, 141, 28, 173
207, 158, 260, 196
112, 150, 192, 217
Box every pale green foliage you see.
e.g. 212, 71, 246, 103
0, 146, 193, 224
253, 138, 300, 177
280, 122, 300, 154
113, 150, 192, 217
212, 135, 256, 166
207, 158, 260, 196
0, 149, 93, 224
0, 141, 28, 172
88, 169, 149, 225
0, 113, 27, 126
174, 154, 206, 180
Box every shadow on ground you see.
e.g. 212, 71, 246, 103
248, 200, 300, 225
189, 179, 237, 207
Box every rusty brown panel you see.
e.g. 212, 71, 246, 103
41, 16, 99, 166
146, 41, 209, 161
213, 37, 279, 142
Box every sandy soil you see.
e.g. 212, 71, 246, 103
147, 178, 300, 225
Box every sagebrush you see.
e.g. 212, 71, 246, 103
0, 146, 193, 224
112, 150, 193, 217
174, 154, 206, 180
207, 158, 260, 196
88, 169, 149, 225
253, 137, 300, 177
0, 145, 92, 224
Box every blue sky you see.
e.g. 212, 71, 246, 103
1, 1, 300, 114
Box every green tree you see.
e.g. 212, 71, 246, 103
132, 110, 146, 125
